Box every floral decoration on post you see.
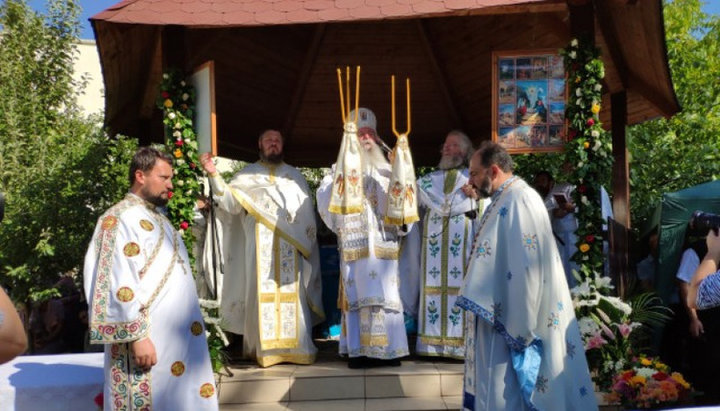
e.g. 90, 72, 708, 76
157, 70, 228, 373
559, 37, 613, 283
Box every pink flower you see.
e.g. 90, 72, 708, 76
179, 221, 189, 230
587, 118, 595, 126
601, 323, 616, 340
586, 334, 607, 350
618, 323, 633, 338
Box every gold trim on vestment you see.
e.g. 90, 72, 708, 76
257, 353, 316, 368
360, 334, 389, 347
328, 204, 364, 214
424, 286, 460, 295
384, 214, 419, 225
374, 246, 400, 260
419, 335, 465, 347
230, 188, 310, 258
341, 248, 369, 262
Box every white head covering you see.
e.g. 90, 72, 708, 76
349, 107, 377, 133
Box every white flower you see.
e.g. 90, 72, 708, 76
186, 189, 192, 195
615, 359, 626, 371
571, 38, 578, 47
168, 112, 176, 120
569, 51, 576, 59
182, 93, 189, 101
177, 180, 184, 186
174, 169, 179, 175
576, 88, 583, 96
577, 161, 584, 168
174, 122, 181, 129
593, 139, 602, 151
594, 84, 602, 91
581, 195, 589, 205
163, 73, 169, 80
176, 159, 186, 165
603, 295, 632, 315
173, 130, 181, 138
578, 317, 600, 336
179, 228, 185, 235
180, 81, 186, 86
591, 130, 600, 138
636, 367, 656, 379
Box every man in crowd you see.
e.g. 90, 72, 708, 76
84, 147, 218, 409
412, 130, 486, 359
199, 130, 324, 367
533, 169, 579, 286
317, 108, 412, 368
457, 142, 596, 410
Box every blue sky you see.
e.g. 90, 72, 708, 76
26, 0, 720, 40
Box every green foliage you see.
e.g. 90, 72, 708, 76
559, 37, 614, 282
0, 0, 138, 306
156, 70, 203, 264
628, 0, 720, 226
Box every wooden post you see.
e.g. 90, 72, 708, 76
611, 91, 630, 297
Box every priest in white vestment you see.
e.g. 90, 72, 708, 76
317, 108, 412, 368
457, 142, 597, 411
412, 130, 487, 359
199, 130, 324, 367
84, 147, 218, 410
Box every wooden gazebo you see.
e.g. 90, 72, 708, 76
92, 0, 679, 281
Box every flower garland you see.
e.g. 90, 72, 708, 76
157, 70, 228, 372
560, 37, 613, 282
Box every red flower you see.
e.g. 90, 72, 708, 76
578, 185, 587, 193
587, 118, 595, 126
94, 392, 103, 407
189, 162, 196, 169
568, 129, 578, 140
167, 191, 174, 199
180, 221, 189, 230
585, 234, 595, 243
653, 371, 669, 381
175, 139, 183, 146
161, 91, 170, 99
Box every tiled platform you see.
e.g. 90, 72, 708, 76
217, 356, 463, 411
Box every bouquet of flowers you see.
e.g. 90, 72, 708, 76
605, 355, 692, 409
571, 275, 671, 392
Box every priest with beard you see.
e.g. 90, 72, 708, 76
409, 130, 488, 359
317, 108, 413, 368
199, 130, 324, 367
457, 141, 597, 410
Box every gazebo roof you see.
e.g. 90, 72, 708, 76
92, 0, 679, 166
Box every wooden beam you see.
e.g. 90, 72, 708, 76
282, 24, 326, 141
415, 19, 463, 129
593, 1, 628, 90
611, 90, 630, 298
611, 91, 630, 228
628, 72, 678, 119
567, 0, 594, 41
464, 2, 566, 16
139, 33, 163, 119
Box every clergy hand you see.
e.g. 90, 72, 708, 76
131, 337, 157, 371
199, 153, 217, 175
461, 184, 478, 200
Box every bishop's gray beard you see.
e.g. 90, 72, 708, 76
361, 143, 390, 173
437, 154, 464, 170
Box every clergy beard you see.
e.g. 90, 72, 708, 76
260, 151, 283, 164
437, 154, 464, 170
361, 143, 390, 173
140, 188, 169, 207
475, 175, 493, 199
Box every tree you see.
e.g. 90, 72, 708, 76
0, 0, 137, 321
628, 0, 720, 227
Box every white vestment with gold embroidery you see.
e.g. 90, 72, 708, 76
209, 161, 323, 367
414, 168, 486, 359
317, 163, 412, 359
83, 193, 218, 410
